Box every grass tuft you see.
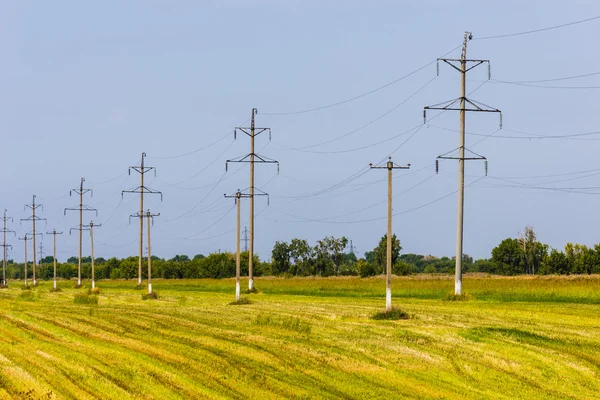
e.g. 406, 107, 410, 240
134, 284, 144, 290
17, 291, 36, 301
21, 284, 31, 291
254, 313, 311, 334
73, 293, 98, 305
243, 287, 261, 294
74, 283, 84, 289
0, 284, 8, 289
229, 297, 252, 305
141, 292, 158, 300
443, 293, 472, 302
372, 307, 410, 320
88, 287, 101, 295
49, 287, 62, 293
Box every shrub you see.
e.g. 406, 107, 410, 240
443, 293, 471, 302
229, 297, 252, 305
372, 307, 410, 320
73, 293, 98, 305
134, 284, 144, 290
423, 265, 437, 274
21, 284, 31, 291
74, 283, 84, 289
243, 287, 261, 294
88, 288, 100, 295
49, 287, 62, 293
141, 292, 158, 300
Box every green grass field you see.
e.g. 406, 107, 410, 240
0, 275, 599, 399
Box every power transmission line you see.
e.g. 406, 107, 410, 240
122, 152, 162, 286
226, 108, 278, 291
65, 178, 96, 288
0, 210, 15, 287
475, 15, 600, 40
261, 44, 462, 115
424, 31, 501, 296
21, 195, 46, 286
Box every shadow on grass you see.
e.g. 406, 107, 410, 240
229, 297, 252, 305
371, 307, 410, 320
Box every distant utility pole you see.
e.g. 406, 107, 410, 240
21, 195, 46, 286
65, 178, 97, 287
226, 108, 279, 290
424, 31, 501, 295
0, 210, 15, 287
122, 152, 162, 286
349, 240, 355, 255
370, 157, 410, 312
145, 210, 159, 295
225, 190, 253, 302
243, 226, 249, 253
18, 235, 29, 286
47, 229, 63, 290
39, 242, 44, 273
83, 221, 101, 290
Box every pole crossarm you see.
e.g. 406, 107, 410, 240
122, 186, 163, 202
130, 210, 160, 225
226, 153, 280, 172
369, 157, 411, 170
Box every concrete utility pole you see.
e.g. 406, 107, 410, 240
65, 178, 96, 287
227, 108, 278, 290
38, 242, 44, 276
123, 153, 162, 286
18, 235, 28, 286
0, 210, 15, 287
424, 31, 501, 295
145, 210, 159, 294
370, 157, 410, 312
47, 229, 63, 290
225, 190, 253, 301
21, 195, 46, 286
84, 221, 101, 290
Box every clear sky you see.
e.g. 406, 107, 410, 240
1, 1, 599, 262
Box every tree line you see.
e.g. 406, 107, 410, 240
4, 227, 600, 281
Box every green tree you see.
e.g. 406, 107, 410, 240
271, 241, 291, 275
373, 234, 401, 274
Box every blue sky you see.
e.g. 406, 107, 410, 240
1, 1, 599, 261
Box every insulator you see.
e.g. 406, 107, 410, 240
225, 163, 228, 172
234, 129, 237, 140
488, 63, 491, 80
499, 113, 503, 129
436, 61, 439, 76
269, 130, 272, 141
484, 160, 488, 176
435, 159, 439, 174
277, 164, 280, 174
423, 109, 427, 124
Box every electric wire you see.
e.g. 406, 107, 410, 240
475, 15, 600, 40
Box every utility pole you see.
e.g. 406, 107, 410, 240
146, 210, 159, 295
123, 152, 162, 286
226, 108, 278, 290
39, 242, 44, 277
21, 195, 46, 286
65, 178, 96, 288
243, 226, 249, 253
47, 229, 63, 290
225, 190, 253, 301
424, 31, 501, 295
18, 235, 29, 287
370, 157, 410, 312
83, 221, 101, 290
0, 210, 15, 287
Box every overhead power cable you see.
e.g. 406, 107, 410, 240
261, 44, 462, 116
475, 15, 600, 40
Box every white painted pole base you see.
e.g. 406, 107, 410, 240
92, 280, 95, 290
148, 283, 152, 294
77, 279, 81, 286
53, 280, 57, 289
248, 279, 254, 290
33, 280, 37, 286
455, 280, 462, 295
386, 288, 392, 311
138, 278, 142, 285
236, 282, 240, 302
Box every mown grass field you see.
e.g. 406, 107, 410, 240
0, 274, 599, 399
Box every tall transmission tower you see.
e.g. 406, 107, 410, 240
21, 195, 46, 286
370, 157, 410, 312
0, 210, 15, 287
243, 226, 249, 252
123, 152, 162, 286
46, 229, 63, 290
225, 190, 254, 302
424, 31, 501, 295
65, 178, 97, 287
226, 108, 279, 290
83, 221, 101, 290
18, 234, 29, 287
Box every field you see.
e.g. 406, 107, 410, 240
0, 275, 599, 399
